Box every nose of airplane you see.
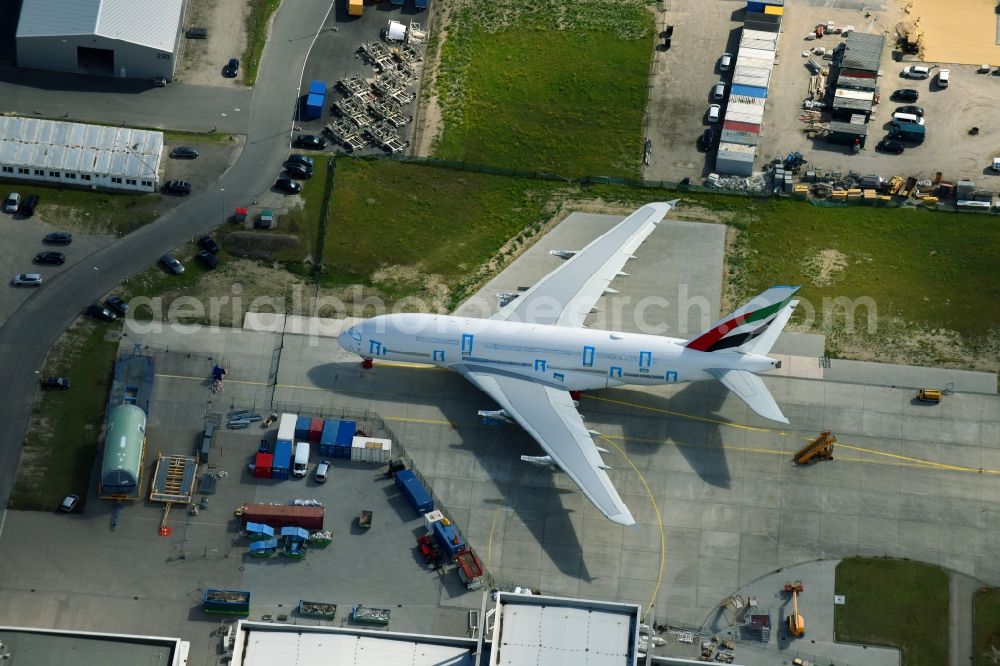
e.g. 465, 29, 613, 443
337, 325, 362, 353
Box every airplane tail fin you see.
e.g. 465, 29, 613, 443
685, 286, 800, 354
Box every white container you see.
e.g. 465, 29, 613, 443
423, 510, 445, 530
350, 436, 392, 463
277, 413, 297, 441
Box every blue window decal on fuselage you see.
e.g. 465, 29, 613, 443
582, 346, 595, 367
553, 372, 565, 382
433, 350, 445, 362
665, 370, 678, 382
534, 359, 547, 372
610, 366, 622, 378
369, 340, 382, 355
461, 334, 474, 354
639, 351, 652, 369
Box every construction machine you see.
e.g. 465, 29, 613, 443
785, 581, 805, 637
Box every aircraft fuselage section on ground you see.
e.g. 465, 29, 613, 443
338, 313, 780, 391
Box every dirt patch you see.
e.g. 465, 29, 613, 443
902, 0, 1000, 65
802, 248, 849, 287
413, 3, 449, 156
226, 232, 302, 260
174, 0, 250, 86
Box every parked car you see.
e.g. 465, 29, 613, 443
902, 65, 931, 79
59, 494, 80, 513
895, 105, 924, 117
891, 88, 919, 102
314, 460, 330, 483
719, 52, 733, 72
286, 154, 314, 167
937, 68, 950, 87
44, 231, 72, 245
4, 192, 20, 213
12, 273, 42, 286
876, 138, 905, 154
223, 58, 240, 78
105, 295, 129, 316
170, 146, 199, 159
707, 104, 721, 123
161, 254, 184, 274
41, 376, 71, 390
33, 251, 65, 265
712, 81, 726, 101
162, 180, 191, 195
152, 77, 168, 87
19, 194, 39, 216
196, 250, 219, 269
285, 163, 313, 179
697, 128, 714, 151
275, 178, 302, 194
198, 235, 220, 254
86, 304, 117, 322
294, 134, 326, 150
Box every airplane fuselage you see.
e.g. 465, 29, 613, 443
338, 313, 780, 391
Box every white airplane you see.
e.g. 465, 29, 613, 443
337, 202, 799, 525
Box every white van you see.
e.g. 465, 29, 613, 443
293, 441, 310, 477
937, 69, 950, 87
892, 112, 924, 126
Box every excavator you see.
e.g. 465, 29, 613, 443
785, 581, 805, 637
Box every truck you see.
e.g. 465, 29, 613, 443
234, 503, 324, 530
203, 589, 250, 616
889, 121, 925, 144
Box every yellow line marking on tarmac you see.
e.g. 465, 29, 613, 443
600, 436, 664, 622
585, 394, 775, 433
155, 373, 269, 386
384, 416, 454, 426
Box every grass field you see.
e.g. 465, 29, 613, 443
0, 180, 161, 235
834, 557, 949, 666
9, 321, 120, 511
243, 0, 281, 86
433, 1, 653, 178
974, 588, 1000, 666
324, 158, 562, 307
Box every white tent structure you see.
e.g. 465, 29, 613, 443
386, 21, 407, 43
0, 117, 163, 193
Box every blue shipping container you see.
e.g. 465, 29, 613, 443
331, 444, 351, 460
295, 416, 311, 441
415, 0, 428, 8
308, 80, 326, 96
433, 520, 465, 558
731, 84, 767, 99
747, 0, 767, 12
304, 94, 324, 120
272, 439, 292, 479
336, 420, 356, 445
319, 419, 339, 457
394, 470, 433, 514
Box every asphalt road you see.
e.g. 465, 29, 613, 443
0, 0, 335, 507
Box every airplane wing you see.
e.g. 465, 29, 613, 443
706, 368, 789, 424
491, 201, 676, 327
458, 367, 635, 525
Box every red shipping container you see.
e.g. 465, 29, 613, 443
308, 417, 324, 443
236, 503, 324, 530
253, 453, 273, 478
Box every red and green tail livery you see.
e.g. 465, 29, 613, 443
686, 286, 800, 353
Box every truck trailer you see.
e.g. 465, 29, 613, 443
235, 503, 324, 530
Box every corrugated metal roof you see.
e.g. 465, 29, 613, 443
829, 120, 868, 135
837, 75, 877, 90
734, 73, 770, 87
730, 95, 766, 108
736, 56, 774, 72
718, 143, 756, 157
746, 11, 781, 24
732, 84, 767, 98
739, 47, 776, 62
831, 97, 873, 111
745, 19, 780, 33
727, 103, 765, 120
742, 28, 778, 42
721, 129, 759, 146
735, 66, 772, 81
17, 0, 183, 52
724, 120, 761, 134
842, 32, 884, 72
835, 88, 875, 101
740, 38, 776, 51
0, 116, 162, 179
725, 110, 765, 124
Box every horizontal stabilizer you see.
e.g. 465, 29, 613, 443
707, 368, 788, 424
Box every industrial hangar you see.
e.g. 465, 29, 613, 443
15, 0, 184, 80
0, 116, 163, 192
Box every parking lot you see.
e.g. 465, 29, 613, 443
645, 0, 743, 182
760, 1, 1000, 184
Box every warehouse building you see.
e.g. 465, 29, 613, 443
15, 0, 184, 80
829, 32, 884, 135
0, 116, 163, 193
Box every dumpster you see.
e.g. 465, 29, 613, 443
232, 207, 248, 225
299, 599, 337, 619
395, 469, 433, 514
204, 589, 250, 616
